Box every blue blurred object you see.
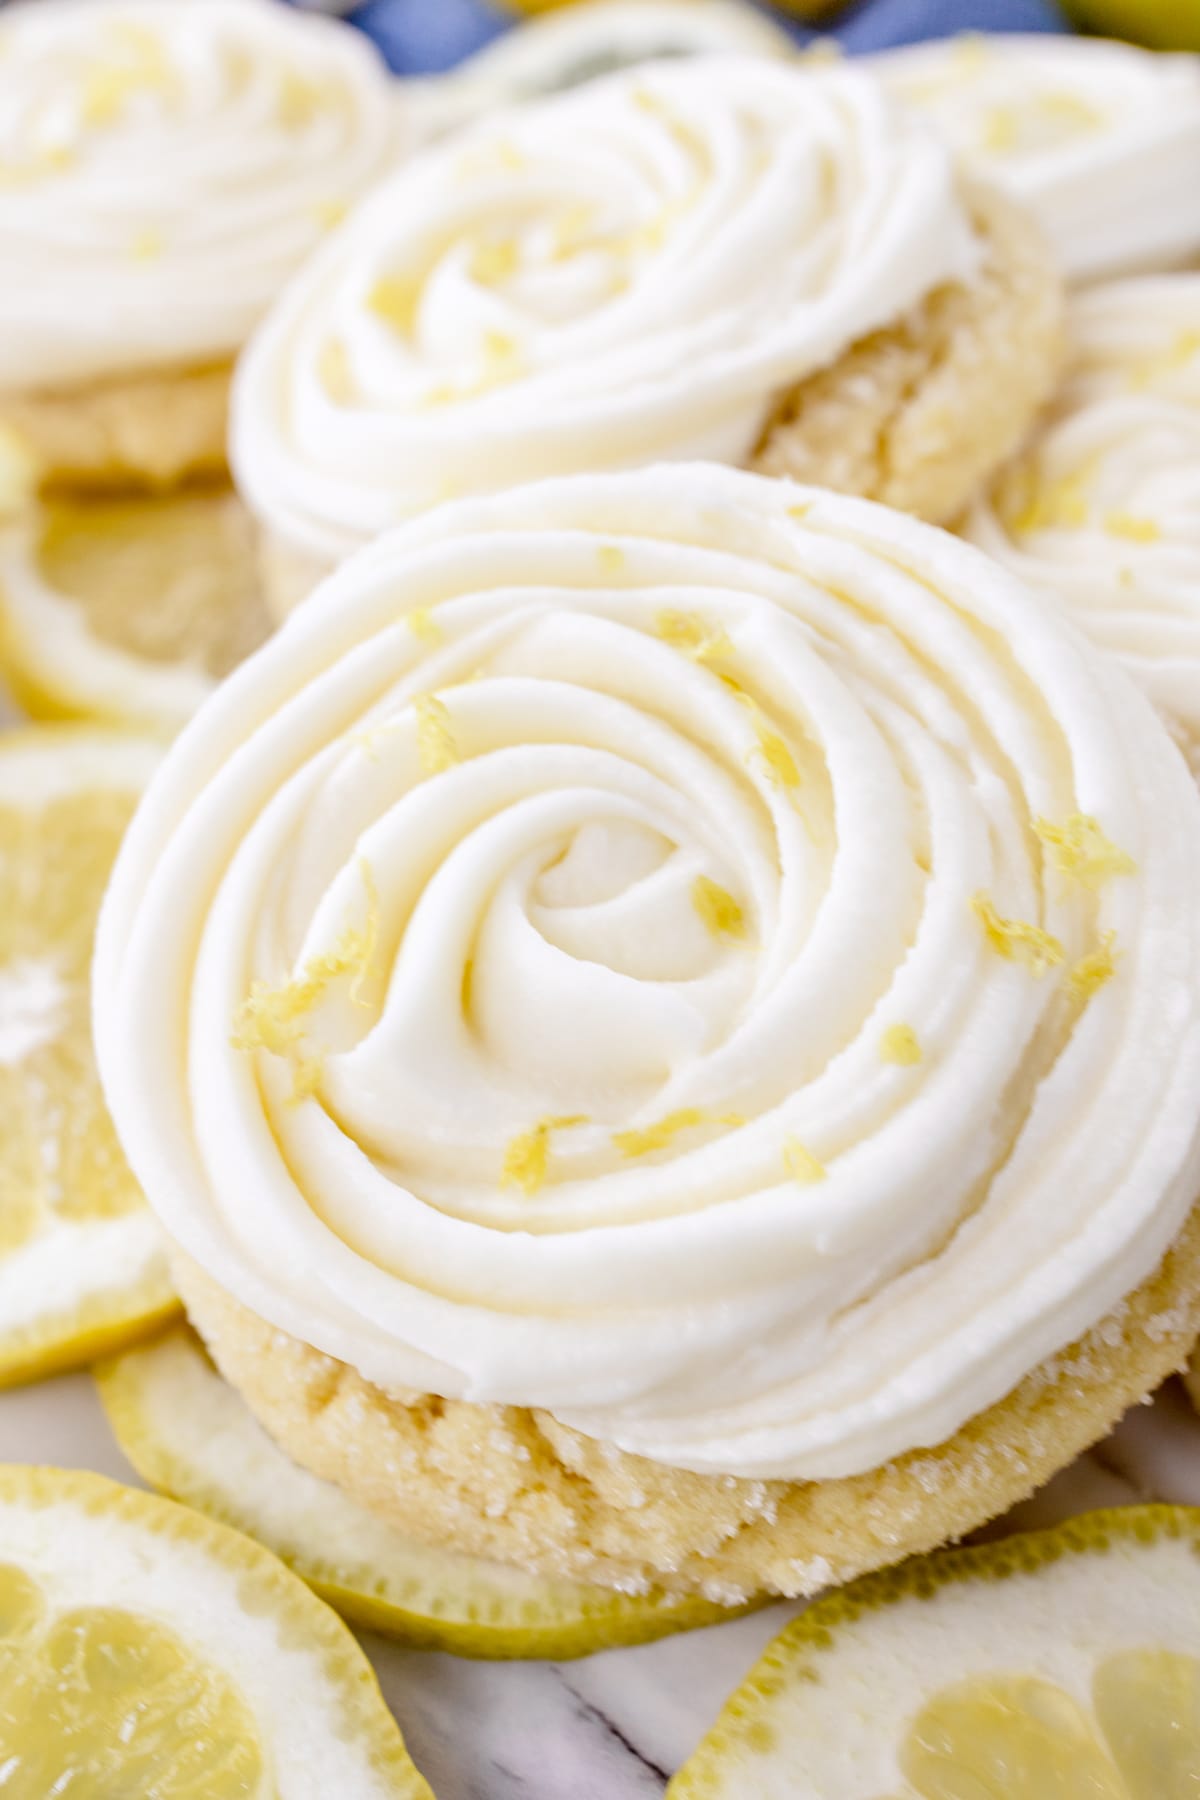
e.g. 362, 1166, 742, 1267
835, 0, 1068, 49
329, 0, 1072, 77
347, 0, 507, 75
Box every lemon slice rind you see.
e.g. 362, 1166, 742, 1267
0, 1462, 432, 1798
97, 1324, 754, 1659
668, 1505, 1200, 1797
0, 726, 180, 1385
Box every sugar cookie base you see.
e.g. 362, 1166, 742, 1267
753, 179, 1065, 525
0, 362, 232, 495
172, 1203, 1200, 1606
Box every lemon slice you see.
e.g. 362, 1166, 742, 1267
0, 488, 271, 735
669, 1506, 1200, 1797
0, 727, 179, 1386
97, 1323, 752, 1658
0, 1463, 432, 1797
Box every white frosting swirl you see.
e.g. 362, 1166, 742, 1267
94, 465, 1200, 1482
0, 0, 400, 390
873, 34, 1200, 282
232, 60, 977, 563
967, 274, 1200, 766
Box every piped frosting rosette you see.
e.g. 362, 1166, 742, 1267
873, 34, 1200, 282
94, 466, 1200, 1484
0, 0, 399, 391
232, 60, 977, 564
967, 275, 1200, 765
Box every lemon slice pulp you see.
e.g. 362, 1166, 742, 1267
97, 1323, 753, 1658
669, 1506, 1200, 1797
0, 1464, 432, 1797
0, 488, 270, 734
0, 727, 178, 1384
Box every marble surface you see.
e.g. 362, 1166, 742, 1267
3, 1366, 1200, 1798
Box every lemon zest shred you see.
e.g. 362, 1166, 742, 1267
881, 1024, 922, 1066
1033, 814, 1135, 889
414, 694, 458, 775
367, 273, 424, 337
131, 228, 162, 261
972, 894, 1065, 977
1067, 931, 1120, 1004
407, 607, 443, 645
753, 723, 802, 793
783, 1137, 827, 1184
614, 1108, 708, 1159
1105, 511, 1159, 544
597, 545, 626, 577
693, 876, 747, 942
232, 864, 380, 1056
1002, 466, 1091, 536
313, 197, 348, 231
277, 70, 328, 130
502, 1115, 588, 1196
981, 106, 1017, 153
1131, 328, 1200, 389
317, 337, 352, 404
656, 610, 733, 665
468, 235, 519, 285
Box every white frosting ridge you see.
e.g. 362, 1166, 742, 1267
93, 465, 1200, 1482
873, 33, 1200, 282
967, 274, 1200, 766
0, 0, 399, 390
231, 59, 978, 562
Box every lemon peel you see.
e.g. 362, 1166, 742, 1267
277, 69, 329, 130
413, 693, 458, 774
1067, 931, 1120, 1003
501, 1116, 588, 1195
972, 893, 1065, 977
367, 273, 423, 337
783, 1137, 826, 1184
232, 862, 379, 1089
1034, 813, 1136, 888
597, 545, 626, 577
406, 607, 443, 645
614, 1109, 744, 1158
751, 723, 802, 793
880, 1024, 922, 1066
1105, 511, 1159, 543
468, 235, 519, 285
656, 609, 734, 665
693, 876, 748, 942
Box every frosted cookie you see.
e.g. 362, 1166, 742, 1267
965, 274, 1200, 772
873, 34, 1200, 283
0, 487, 271, 735
95, 464, 1200, 1602
417, 0, 796, 140
0, 0, 399, 494
232, 59, 1063, 616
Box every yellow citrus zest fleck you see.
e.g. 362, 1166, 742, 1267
1067, 931, 1120, 1004
80, 36, 173, 127
468, 236, 519, 285
414, 694, 458, 775
1132, 329, 1200, 389
981, 106, 1017, 152
1039, 89, 1105, 130
131, 228, 161, 261
783, 1137, 827, 1184
597, 546, 626, 577
232, 861, 379, 1095
1033, 814, 1136, 889
277, 70, 328, 130
786, 502, 812, 522
614, 1109, 709, 1159
407, 608, 443, 645
972, 894, 1065, 977
1003, 467, 1091, 536
692, 876, 747, 942
367, 273, 424, 338
1105, 511, 1159, 544
656, 610, 733, 665
312, 198, 348, 231
502, 1116, 588, 1196
550, 201, 596, 258
881, 1024, 922, 1066
752, 723, 802, 793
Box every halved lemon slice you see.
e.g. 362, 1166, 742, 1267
0, 727, 179, 1385
0, 488, 271, 735
669, 1506, 1200, 1797
0, 1463, 432, 1797
97, 1323, 752, 1659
